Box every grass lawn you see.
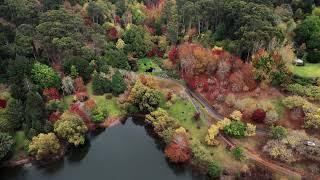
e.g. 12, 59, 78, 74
293, 63, 320, 78
12, 131, 28, 159
138, 58, 163, 75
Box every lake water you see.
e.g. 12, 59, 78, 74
0, 118, 206, 180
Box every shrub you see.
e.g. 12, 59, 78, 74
223, 120, 246, 138
31, 62, 61, 89
287, 83, 320, 100
230, 110, 242, 121
164, 141, 190, 163
232, 147, 244, 161
46, 100, 65, 114
266, 110, 279, 124
0, 99, 6, 109
205, 125, 220, 146
245, 123, 256, 137
28, 133, 61, 160
306, 50, 320, 63
0, 132, 14, 160
263, 140, 295, 163
74, 77, 87, 93
168, 46, 178, 63
270, 126, 287, 140
208, 161, 222, 178
251, 109, 266, 123
91, 105, 108, 123
6, 98, 24, 129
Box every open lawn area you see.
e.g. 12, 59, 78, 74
293, 63, 320, 78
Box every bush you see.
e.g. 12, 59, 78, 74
31, 62, 61, 89
0, 132, 14, 160
223, 120, 246, 138
91, 105, 108, 123
127, 104, 139, 114
232, 147, 244, 161
287, 83, 320, 100
270, 126, 287, 140
208, 161, 222, 178
251, 109, 266, 123
43, 87, 60, 101
46, 100, 65, 114
306, 50, 320, 63
6, 98, 24, 129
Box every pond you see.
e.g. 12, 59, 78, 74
0, 118, 206, 180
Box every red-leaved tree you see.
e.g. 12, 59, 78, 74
251, 109, 266, 123
0, 99, 7, 109
168, 47, 178, 63
164, 142, 190, 163
43, 87, 61, 101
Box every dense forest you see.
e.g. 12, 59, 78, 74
0, 0, 320, 179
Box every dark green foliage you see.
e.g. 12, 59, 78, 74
6, 98, 24, 130
104, 50, 130, 70
111, 71, 127, 95
232, 147, 244, 161
270, 126, 287, 140
46, 100, 65, 114
92, 73, 112, 95
43, 0, 63, 11
25, 90, 45, 135
207, 161, 222, 178
123, 25, 152, 58
223, 120, 246, 138
63, 56, 93, 82
127, 104, 139, 114
306, 50, 320, 63
0, 132, 14, 161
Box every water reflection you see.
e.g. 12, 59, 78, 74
0, 118, 207, 180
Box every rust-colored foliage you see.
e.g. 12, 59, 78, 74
84, 99, 96, 111
76, 91, 88, 102
70, 103, 92, 127
74, 77, 87, 92
43, 87, 61, 101
164, 142, 190, 163
168, 46, 178, 63
251, 109, 266, 123
49, 112, 62, 123
107, 27, 118, 41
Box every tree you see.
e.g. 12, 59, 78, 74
54, 112, 88, 146
92, 72, 112, 95
63, 56, 93, 82
111, 71, 127, 95
270, 126, 287, 140
25, 90, 45, 134
208, 161, 222, 178
232, 146, 244, 161
6, 98, 24, 129
0, 132, 14, 160
61, 76, 75, 95
205, 124, 220, 146
223, 120, 246, 138
123, 25, 152, 58
31, 62, 61, 89
103, 50, 130, 70
43, 0, 63, 11
91, 105, 108, 123
28, 133, 61, 160
164, 141, 190, 163
251, 109, 266, 123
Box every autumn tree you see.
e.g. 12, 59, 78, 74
28, 133, 61, 160
54, 112, 88, 146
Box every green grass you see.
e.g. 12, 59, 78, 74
12, 131, 28, 159
138, 58, 163, 75
293, 63, 320, 78
94, 95, 124, 117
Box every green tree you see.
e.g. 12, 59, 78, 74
91, 105, 108, 123
63, 56, 93, 82
270, 126, 287, 140
28, 133, 61, 160
25, 90, 45, 134
92, 72, 112, 95
54, 112, 88, 146
208, 161, 222, 178
0, 132, 14, 161
223, 120, 246, 138
31, 62, 61, 89
123, 25, 152, 58
111, 71, 127, 95
6, 98, 24, 129
232, 146, 244, 161
43, 0, 63, 11
104, 50, 130, 70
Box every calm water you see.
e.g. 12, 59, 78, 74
0, 118, 206, 180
